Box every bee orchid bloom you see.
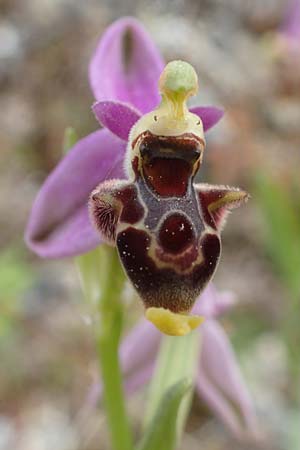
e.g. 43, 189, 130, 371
89, 60, 248, 334
25, 17, 256, 443
26, 18, 248, 336
25, 17, 224, 260
91, 284, 257, 441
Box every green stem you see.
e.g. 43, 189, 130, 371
96, 312, 133, 450
77, 246, 133, 450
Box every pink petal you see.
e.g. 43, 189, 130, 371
124, 364, 154, 395
87, 363, 153, 410
280, 0, 300, 43
25, 129, 126, 258
86, 319, 160, 406
190, 106, 224, 132
191, 284, 217, 318
93, 101, 141, 141
89, 17, 164, 113
120, 318, 161, 376
192, 283, 235, 318
196, 320, 257, 439
212, 290, 236, 317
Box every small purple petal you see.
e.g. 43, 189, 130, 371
89, 364, 153, 411
120, 318, 161, 376
25, 129, 126, 258
93, 101, 141, 141
192, 284, 217, 318
89, 363, 153, 407
190, 106, 224, 132
280, 0, 300, 43
89, 17, 164, 113
213, 290, 237, 317
196, 320, 257, 439
86, 319, 160, 406
124, 364, 154, 395
192, 283, 235, 318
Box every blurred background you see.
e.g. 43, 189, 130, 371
1, 0, 300, 449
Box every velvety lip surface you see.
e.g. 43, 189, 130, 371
142, 157, 192, 197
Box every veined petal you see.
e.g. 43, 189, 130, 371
196, 320, 257, 440
89, 17, 164, 113
25, 129, 126, 258
93, 101, 141, 141
189, 106, 224, 132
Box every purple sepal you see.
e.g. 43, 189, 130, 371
190, 106, 224, 132
89, 17, 164, 113
93, 101, 141, 141
192, 283, 235, 318
25, 129, 126, 258
197, 320, 257, 439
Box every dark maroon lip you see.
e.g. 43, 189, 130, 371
132, 130, 204, 150
141, 156, 192, 197
139, 131, 202, 165
141, 147, 200, 164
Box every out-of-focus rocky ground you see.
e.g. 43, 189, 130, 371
1, 0, 300, 449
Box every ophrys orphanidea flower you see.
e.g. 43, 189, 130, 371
89, 60, 248, 335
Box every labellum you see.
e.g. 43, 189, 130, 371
89, 60, 248, 336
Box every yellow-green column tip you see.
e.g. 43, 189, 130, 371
159, 60, 198, 96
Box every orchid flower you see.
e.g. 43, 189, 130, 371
24, 17, 256, 445
25, 17, 224, 260
25, 17, 248, 336
91, 284, 257, 440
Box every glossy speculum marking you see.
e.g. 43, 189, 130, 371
89, 60, 248, 335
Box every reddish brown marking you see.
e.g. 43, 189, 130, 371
116, 186, 144, 224
159, 213, 194, 254
198, 188, 247, 230
192, 234, 220, 285
197, 190, 217, 230
143, 158, 191, 197
140, 133, 203, 163
156, 244, 199, 271
132, 130, 205, 149
131, 156, 139, 178
138, 131, 203, 197
117, 227, 220, 313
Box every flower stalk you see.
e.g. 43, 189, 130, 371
77, 245, 133, 450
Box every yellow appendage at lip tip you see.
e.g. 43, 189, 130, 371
145, 307, 204, 336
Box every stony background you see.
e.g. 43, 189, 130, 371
1, 1, 300, 449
